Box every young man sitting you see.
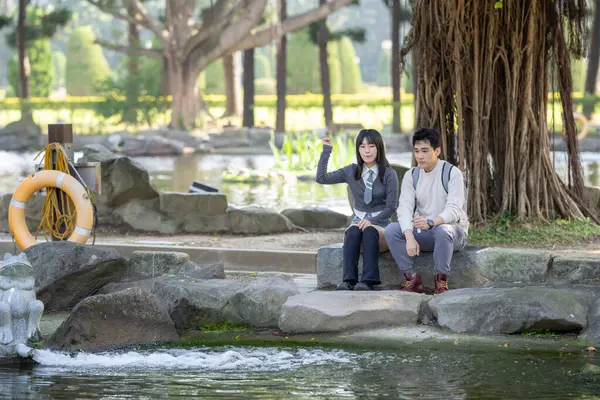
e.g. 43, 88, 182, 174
384, 128, 469, 294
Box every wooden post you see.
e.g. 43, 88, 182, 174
48, 123, 74, 160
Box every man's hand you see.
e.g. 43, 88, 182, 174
412, 216, 430, 230
406, 236, 420, 257
322, 138, 332, 147
358, 219, 372, 230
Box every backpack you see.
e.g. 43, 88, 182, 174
411, 162, 468, 213
411, 162, 453, 194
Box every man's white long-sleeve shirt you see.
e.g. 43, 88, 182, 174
397, 160, 470, 234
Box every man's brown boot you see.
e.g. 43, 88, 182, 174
400, 273, 424, 293
434, 274, 449, 295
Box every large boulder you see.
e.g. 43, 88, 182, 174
79, 144, 159, 207
316, 244, 489, 292
478, 248, 551, 283
123, 136, 185, 156
24, 242, 128, 311
228, 206, 294, 234
153, 278, 244, 330
279, 291, 427, 333
127, 251, 191, 280
225, 277, 300, 328
125, 251, 225, 281
137, 129, 203, 148
114, 198, 180, 234
158, 192, 230, 233
281, 207, 348, 229
580, 297, 600, 344
0, 114, 42, 151
428, 287, 593, 335
550, 256, 600, 285
47, 287, 179, 351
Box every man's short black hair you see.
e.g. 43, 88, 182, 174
412, 128, 441, 149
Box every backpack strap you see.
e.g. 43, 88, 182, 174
441, 162, 453, 194
411, 167, 420, 190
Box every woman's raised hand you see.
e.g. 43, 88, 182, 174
322, 137, 332, 148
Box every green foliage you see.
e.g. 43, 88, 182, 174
66, 26, 111, 96
3, 7, 71, 47
204, 58, 225, 94
255, 53, 272, 79
469, 214, 600, 247
377, 48, 391, 86
268, 130, 354, 173
522, 329, 561, 338
255, 77, 276, 95
338, 37, 362, 94
52, 51, 66, 88
287, 28, 341, 95
8, 39, 54, 97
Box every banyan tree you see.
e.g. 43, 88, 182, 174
401, 0, 597, 223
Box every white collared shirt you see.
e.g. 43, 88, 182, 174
354, 164, 381, 219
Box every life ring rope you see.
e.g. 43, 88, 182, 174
8, 143, 97, 250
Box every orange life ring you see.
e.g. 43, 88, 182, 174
8, 170, 94, 250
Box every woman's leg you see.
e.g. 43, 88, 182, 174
360, 226, 381, 286
342, 225, 362, 285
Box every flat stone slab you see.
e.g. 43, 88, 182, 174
316, 244, 490, 292
278, 291, 427, 333
428, 287, 593, 335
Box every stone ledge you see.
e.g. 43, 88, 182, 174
316, 244, 561, 291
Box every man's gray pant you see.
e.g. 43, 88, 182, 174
383, 223, 468, 275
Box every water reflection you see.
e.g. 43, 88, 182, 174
589, 162, 599, 187
1, 151, 599, 215
0, 346, 599, 399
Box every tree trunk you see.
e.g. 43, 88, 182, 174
318, 0, 333, 132
223, 53, 242, 117
276, 0, 288, 133
402, 0, 593, 223
168, 58, 199, 130
124, 5, 140, 124
583, 0, 600, 118
243, 48, 255, 128
17, 0, 30, 103
411, 48, 418, 126
161, 56, 170, 96
391, 0, 402, 133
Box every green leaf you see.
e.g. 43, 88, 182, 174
494, 1, 503, 9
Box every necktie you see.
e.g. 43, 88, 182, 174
364, 170, 374, 204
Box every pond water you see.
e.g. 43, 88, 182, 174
1, 151, 599, 216
0, 345, 599, 399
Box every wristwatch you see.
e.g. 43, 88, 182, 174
427, 219, 435, 229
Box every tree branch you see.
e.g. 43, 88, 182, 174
86, 0, 168, 47
188, 0, 267, 74
123, 0, 168, 45
96, 39, 163, 59
230, 0, 353, 52
185, 0, 237, 57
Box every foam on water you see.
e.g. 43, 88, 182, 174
32, 347, 356, 373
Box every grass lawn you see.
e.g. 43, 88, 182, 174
468, 215, 600, 248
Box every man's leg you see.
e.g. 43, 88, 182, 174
385, 223, 434, 292
432, 224, 467, 294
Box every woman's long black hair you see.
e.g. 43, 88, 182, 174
353, 129, 389, 183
